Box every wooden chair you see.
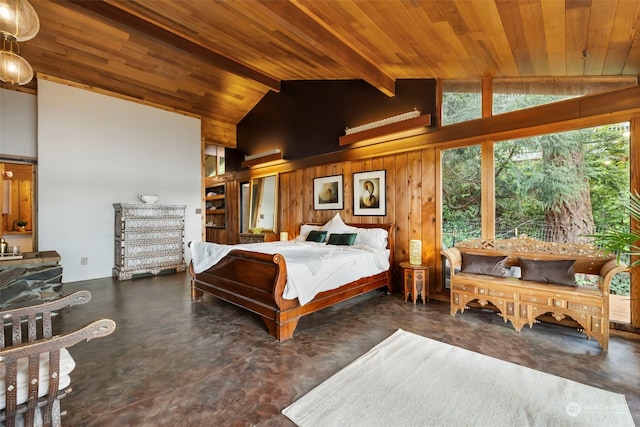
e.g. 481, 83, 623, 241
0, 291, 116, 427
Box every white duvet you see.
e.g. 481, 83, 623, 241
190, 240, 390, 306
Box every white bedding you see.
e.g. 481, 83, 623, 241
190, 240, 390, 306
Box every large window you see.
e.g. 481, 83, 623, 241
441, 79, 481, 125
441, 122, 631, 320
494, 123, 631, 321
441, 145, 481, 249
442, 78, 637, 125
494, 123, 630, 245
493, 93, 570, 115
492, 80, 575, 115
439, 80, 637, 325
493, 79, 637, 115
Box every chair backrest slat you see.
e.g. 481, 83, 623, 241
0, 290, 105, 427
24, 353, 41, 426
1, 291, 91, 349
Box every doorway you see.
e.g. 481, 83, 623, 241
1, 161, 35, 252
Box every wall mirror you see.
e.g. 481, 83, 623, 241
245, 174, 278, 233
240, 181, 250, 234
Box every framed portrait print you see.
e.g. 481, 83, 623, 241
313, 175, 344, 210
353, 170, 386, 216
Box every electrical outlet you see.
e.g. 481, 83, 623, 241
81, 257, 88, 265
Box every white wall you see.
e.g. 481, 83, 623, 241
38, 80, 202, 282
0, 88, 38, 157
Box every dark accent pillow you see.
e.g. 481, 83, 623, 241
518, 258, 577, 286
306, 230, 328, 243
327, 233, 357, 246
460, 253, 508, 277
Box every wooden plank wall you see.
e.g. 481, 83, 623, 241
277, 149, 439, 297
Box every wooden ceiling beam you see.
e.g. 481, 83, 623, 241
65, 0, 281, 93
255, 0, 396, 97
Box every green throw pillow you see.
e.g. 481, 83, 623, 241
327, 233, 357, 246
306, 230, 328, 242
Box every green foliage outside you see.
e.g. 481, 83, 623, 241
442, 92, 631, 295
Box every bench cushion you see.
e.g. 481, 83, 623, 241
0, 348, 75, 410
519, 258, 577, 286
460, 253, 507, 277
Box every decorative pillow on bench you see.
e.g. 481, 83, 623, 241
518, 258, 577, 286
460, 253, 508, 277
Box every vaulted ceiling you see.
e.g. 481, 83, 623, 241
4, 0, 640, 147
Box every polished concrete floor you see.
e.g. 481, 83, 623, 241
54, 272, 640, 426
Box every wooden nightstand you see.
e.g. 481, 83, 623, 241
239, 233, 279, 243
400, 261, 430, 304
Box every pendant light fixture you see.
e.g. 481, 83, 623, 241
0, 0, 39, 42
0, 0, 39, 86
0, 35, 32, 85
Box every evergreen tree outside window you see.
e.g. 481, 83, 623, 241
441, 145, 481, 249
441, 79, 481, 126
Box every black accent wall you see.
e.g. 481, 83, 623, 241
233, 79, 436, 169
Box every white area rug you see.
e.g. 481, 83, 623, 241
283, 329, 634, 427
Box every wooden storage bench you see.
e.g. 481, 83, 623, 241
441, 237, 628, 351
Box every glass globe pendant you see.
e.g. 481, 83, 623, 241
0, 36, 33, 85
0, 0, 40, 42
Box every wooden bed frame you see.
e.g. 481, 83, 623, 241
190, 223, 394, 341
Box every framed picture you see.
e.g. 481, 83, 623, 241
313, 175, 344, 210
353, 170, 386, 216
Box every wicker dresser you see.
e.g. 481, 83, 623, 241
113, 203, 186, 280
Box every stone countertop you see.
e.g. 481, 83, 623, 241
0, 251, 61, 268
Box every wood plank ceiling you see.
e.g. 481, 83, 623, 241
3, 0, 640, 147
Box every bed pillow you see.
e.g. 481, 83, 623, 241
460, 253, 508, 277
518, 258, 577, 286
306, 230, 328, 243
327, 233, 357, 246
320, 213, 357, 237
355, 228, 388, 249
295, 224, 321, 241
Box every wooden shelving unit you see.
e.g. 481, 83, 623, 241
205, 183, 226, 232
